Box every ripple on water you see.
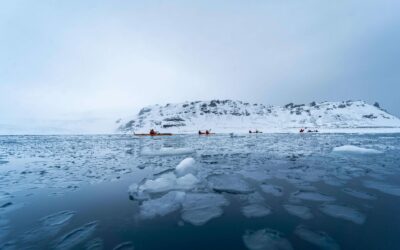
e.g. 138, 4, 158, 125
55, 221, 98, 249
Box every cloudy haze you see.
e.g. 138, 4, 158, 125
1, 0, 399, 134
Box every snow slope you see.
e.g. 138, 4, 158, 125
119, 100, 400, 133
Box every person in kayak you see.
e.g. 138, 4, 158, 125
205, 130, 210, 135
299, 128, 305, 133
150, 129, 156, 135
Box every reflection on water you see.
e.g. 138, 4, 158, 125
0, 134, 400, 249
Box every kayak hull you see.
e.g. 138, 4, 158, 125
134, 133, 173, 136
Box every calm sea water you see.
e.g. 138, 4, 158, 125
0, 134, 400, 249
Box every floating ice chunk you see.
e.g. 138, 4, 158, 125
139, 173, 199, 194
208, 174, 254, 194
363, 180, 400, 197
41, 210, 75, 227
333, 145, 382, 154
283, 205, 313, 220
181, 206, 223, 226
295, 225, 340, 250
239, 170, 271, 182
85, 238, 103, 250
319, 204, 366, 224
242, 204, 271, 218
291, 191, 335, 202
55, 221, 98, 249
141, 147, 195, 156
112, 241, 134, 250
181, 193, 229, 226
176, 174, 199, 190
343, 188, 377, 200
260, 185, 284, 197
175, 157, 196, 177
140, 191, 186, 219
243, 228, 293, 250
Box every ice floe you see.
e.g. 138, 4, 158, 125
291, 191, 336, 202
112, 241, 134, 250
319, 204, 366, 224
283, 204, 313, 220
242, 204, 271, 218
55, 221, 98, 249
363, 180, 400, 196
208, 174, 254, 194
139, 191, 186, 219
343, 188, 377, 200
333, 145, 382, 154
260, 184, 284, 197
175, 157, 196, 177
243, 228, 293, 250
295, 225, 340, 250
181, 193, 229, 225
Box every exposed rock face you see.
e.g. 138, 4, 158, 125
119, 100, 400, 133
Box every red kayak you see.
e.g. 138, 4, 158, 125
134, 133, 173, 136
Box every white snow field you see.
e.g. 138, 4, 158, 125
119, 100, 400, 134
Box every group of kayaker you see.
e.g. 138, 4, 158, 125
249, 129, 262, 134
198, 130, 211, 135
299, 128, 319, 133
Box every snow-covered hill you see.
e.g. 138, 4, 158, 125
119, 100, 400, 133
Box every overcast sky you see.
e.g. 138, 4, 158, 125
1, 0, 399, 134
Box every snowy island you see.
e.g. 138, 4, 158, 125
119, 100, 400, 134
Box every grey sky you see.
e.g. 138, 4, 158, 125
1, 0, 399, 133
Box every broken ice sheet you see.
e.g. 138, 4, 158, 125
343, 188, 376, 200
181, 193, 229, 226
295, 225, 340, 250
141, 147, 196, 156
283, 204, 313, 220
139, 191, 186, 219
208, 174, 254, 194
260, 184, 284, 197
243, 228, 293, 250
242, 204, 271, 218
291, 191, 336, 202
319, 204, 366, 224
55, 221, 98, 249
363, 180, 400, 197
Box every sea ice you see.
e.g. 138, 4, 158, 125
139, 191, 186, 219
243, 228, 293, 250
133, 173, 199, 195
319, 204, 366, 224
208, 174, 254, 194
291, 191, 336, 202
283, 204, 313, 220
181, 193, 229, 226
363, 180, 400, 196
113, 241, 134, 250
343, 188, 377, 200
332, 145, 382, 154
175, 157, 196, 177
55, 221, 98, 249
294, 225, 340, 250
242, 204, 271, 218
260, 184, 284, 197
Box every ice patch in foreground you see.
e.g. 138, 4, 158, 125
208, 174, 254, 194
243, 228, 293, 250
260, 184, 284, 197
295, 225, 340, 250
343, 188, 376, 200
291, 191, 335, 202
141, 147, 195, 156
363, 180, 400, 197
332, 145, 382, 154
319, 204, 366, 224
283, 204, 313, 220
139, 191, 186, 219
175, 157, 196, 177
181, 193, 229, 226
242, 204, 271, 218
55, 221, 97, 249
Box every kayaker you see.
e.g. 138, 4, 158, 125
150, 129, 156, 135
198, 130, 202, 135
299, 128, 304, 133
205, 130, 210, 135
